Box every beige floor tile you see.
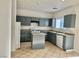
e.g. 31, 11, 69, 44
11, 41, 79, 58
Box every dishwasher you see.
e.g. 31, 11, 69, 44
56, 33, 64, 48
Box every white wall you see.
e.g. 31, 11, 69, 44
17, 9, 53, 18
11, 0, 16, 51
74, 6, 79, 53
0, 0, 11, 57
53, 6, 76, 18
21, 26, 51, 30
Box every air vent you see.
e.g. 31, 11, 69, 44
52, 8, 58, 9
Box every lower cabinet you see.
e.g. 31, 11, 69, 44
47, 32, 56, 45
47, 32, 74, 51
63, 35, 74, 51
20, 30, 31, 42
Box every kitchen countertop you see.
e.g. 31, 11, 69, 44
49, 27, 75, 35
48, 30, 75, 36
32, 32, 47, 36
21, 26, 75, 35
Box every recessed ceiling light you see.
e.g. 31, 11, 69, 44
52, 8, 58, 9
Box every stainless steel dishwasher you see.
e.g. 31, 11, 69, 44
56, 33, 64, 48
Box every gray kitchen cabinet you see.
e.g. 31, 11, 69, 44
16, 16, 21, 22
16, 16, 31, 26
31, 17, 39, 21
64, 14, 76, 28
52, 18, 56, 27
20, 30, 31, 42
39, 18, 49, 26
16, 16, 50, 26
21, 17, 31, 26
48, 19, 52, 26
63, 35, 74, 51
47, 32, 56, 45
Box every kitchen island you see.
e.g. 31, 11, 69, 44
31, 32, 46, 49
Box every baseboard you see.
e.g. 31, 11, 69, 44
65, 49, 74, 52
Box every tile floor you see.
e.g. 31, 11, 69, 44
11, 41, 79, 58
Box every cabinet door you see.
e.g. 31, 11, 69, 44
64, 15, 72, 28
47, 32, 52, 42
48, 19, 52, 26
47, 32, 56, 45
39, 19, 49, 26
21, 17, 31, 26
16, 16, 21, 22
52, 33, 56, 45
63, 35, 74, 51
26, 17, 31, 26
64, 14, 76, 28
21, 30, 31, 42
71, 14, 76, 27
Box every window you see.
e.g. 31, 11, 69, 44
52, 18, 56, 27
52, 17, 64, 28
55, 17, 64, 28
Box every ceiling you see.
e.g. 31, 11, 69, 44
17, 0, 79, 13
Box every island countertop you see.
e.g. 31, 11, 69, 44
31, 32, 47, 36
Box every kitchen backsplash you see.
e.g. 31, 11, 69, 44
21, 26, 51, 30
21, 25, 75, 34
50, 27, 75, 34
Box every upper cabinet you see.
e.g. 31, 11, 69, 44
16, 16, 40, 26
39, 18, 49, 26
16, 16, 50, 26
16, 16, 31, 26
48, 19, 52, 26
64, 14, 76, 28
